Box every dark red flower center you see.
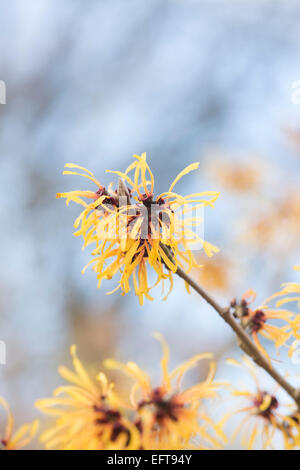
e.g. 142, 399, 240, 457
249, 310, 267, 333
138, 387, 184, 423
94, 405, 131, 445
253, 391, 279, 420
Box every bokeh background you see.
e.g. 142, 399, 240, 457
0, 0, 300, 449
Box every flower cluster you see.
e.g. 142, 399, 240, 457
36, 337, 225, 450
104, 333, 226, 450
35, 345, 139, 450
57, 153, 219, 304
4, 155, 300, 451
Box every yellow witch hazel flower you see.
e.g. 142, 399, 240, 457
224, 357, 298, 450
35, 345, 140, 450
275, 266, 300, 307
273, 265, 300, 354
0, 398, 39, 450
229, 289, 293, 359
280, 410, 300, 450
57, 153, 219, 304
104, 333, 227, 450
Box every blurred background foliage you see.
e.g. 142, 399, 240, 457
0, 0, 300, 448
